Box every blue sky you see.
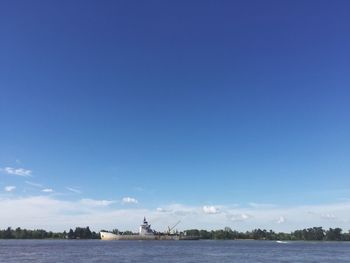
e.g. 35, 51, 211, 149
1, 0, 350, 231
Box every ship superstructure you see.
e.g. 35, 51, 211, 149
139, 217, 155, 236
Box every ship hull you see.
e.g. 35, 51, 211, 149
100, 232, 181, 240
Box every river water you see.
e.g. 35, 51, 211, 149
0, 240, 349, 262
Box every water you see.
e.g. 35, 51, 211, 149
0, 240, 349, 262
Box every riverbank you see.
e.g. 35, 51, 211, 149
1, 226, 349, 241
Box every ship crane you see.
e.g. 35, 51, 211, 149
167, 220, 181, 234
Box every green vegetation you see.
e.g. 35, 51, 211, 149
66, 227, 100, 239
0, 227, 99, 239
0, 226, 349, 241
184, 227, 350, 241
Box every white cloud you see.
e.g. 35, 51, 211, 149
321, 213, 336, 220
66, 187, 82, 194
26, 182, 53, 193
156, 207, 171, 213
277, 216, 286, 224
0, 196, 150, 231
80, 199, 115, 207
249, 202, 276, 208
203, 205, 219, 214
2, 167, 32, 177
122, 197, 138, 204
0, 196, 349, 232
227, 213, 252, 222
4, 186, 16, 192
157, 203, 198, 216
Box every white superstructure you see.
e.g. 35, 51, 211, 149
139, 217, 155, 236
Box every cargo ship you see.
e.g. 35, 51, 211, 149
100, 217, 198, 240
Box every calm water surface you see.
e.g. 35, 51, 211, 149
0, 240, 349, 262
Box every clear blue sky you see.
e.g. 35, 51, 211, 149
0, 1, 350, 230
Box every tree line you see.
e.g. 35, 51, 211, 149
0, 227, 99, 239
0, 226, 350, 240
184, 227, 350, 241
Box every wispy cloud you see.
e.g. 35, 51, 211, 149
2, 167, 32, 177
156, 204, 199, 216
321, 213, 336, 220
80, 198, 116, 207
249, 202, 277, 208
122, 197, 138, 204
156, 207, 171, 213
227, 213, 252, 222
277, 216, 286, 224
4, 186, 16, 192
203, 205, 219, 214
25, 181, 43, 188
25, 181, 54, 194
66, 187, 82, 194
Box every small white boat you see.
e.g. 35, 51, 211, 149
276, 240, 288, 244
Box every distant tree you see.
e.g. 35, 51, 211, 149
4, 227, 14, 239
213, 230, 226, 239
313, 227, 325, 240
68, 229, 75, 239
83, 227, 92, 239
91, 231, 100, 239
184, 229, 199, 237
199, 230, 211, 239
326, 228, 342, 241
74, 227, 92, 239
342, 231, 350, 241
1, 226, 350, 241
